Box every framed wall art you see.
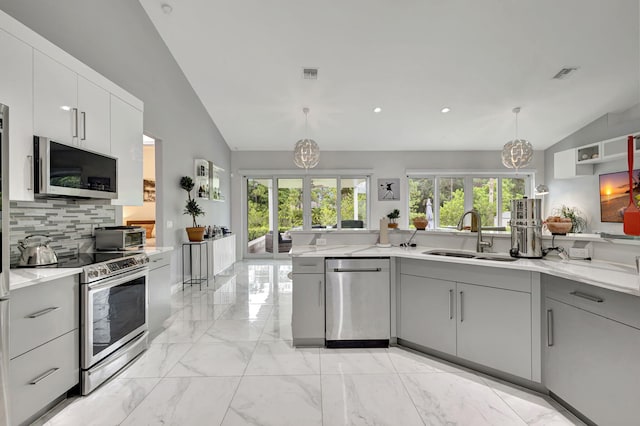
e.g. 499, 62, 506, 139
378, 178, 400, 201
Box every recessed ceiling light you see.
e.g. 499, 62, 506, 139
441, 107, 451, 114
373, 107, 382, 113
161, 3, 173, 14
60, 106, 71, 111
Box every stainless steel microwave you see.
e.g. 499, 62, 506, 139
34, 136, 118, 199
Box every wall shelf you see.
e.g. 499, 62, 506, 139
194, 159, 225, 201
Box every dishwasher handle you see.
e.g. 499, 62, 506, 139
332, 268, 382, 273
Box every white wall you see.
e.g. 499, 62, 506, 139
231, 149, 545, 258
544, 107, 640, 233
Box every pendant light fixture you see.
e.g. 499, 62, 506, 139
501, 107, 533, 171
293, 107, 320, 169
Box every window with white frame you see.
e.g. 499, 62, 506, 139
408, 173, 531, 229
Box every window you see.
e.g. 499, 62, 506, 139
408, 174, 530, 229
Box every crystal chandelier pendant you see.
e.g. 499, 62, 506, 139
502, 107, 533, 171
294, 107, 320, 169
293, 138, 320, 169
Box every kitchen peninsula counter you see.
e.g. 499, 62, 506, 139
291, 243, 640, 297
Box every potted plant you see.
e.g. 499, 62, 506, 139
552, 205, 587, 233
387, 209, 400, 228
180, 176, 206, 241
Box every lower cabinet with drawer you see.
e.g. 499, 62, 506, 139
292, 257, 325, 346
9, 275, 80, 426
544, 275, 640, 425
10, 330, 79, 426
148, 250, 172, 339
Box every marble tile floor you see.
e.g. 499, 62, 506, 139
38, 260, 584, 426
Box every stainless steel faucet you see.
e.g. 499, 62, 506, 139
457, 209, 493, 253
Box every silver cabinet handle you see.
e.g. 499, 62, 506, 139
570, 291, 603, 303
547, 309, 554, 347
39, 158, 43, 189
29, 367, 59, 385
333, 268, 381, 273
318, 280, 322, 306
72, 108, 78, 137
81, 111, 86, 140
26, 306, 60, 318
459, 291, 464, 322
27, 155, 33, 190
449, 289, 453, 320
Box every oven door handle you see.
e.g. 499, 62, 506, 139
87, 268, 149, 291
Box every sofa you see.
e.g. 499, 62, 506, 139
265, 231, 292, 253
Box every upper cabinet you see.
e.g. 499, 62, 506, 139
554, 134, 640, 179
0, 10, 143, 202
33, 51, 78, 145
77, 76, 110, 152
34, 51, 110, 154
110, 95, 143, 206
0, 29, 34, 201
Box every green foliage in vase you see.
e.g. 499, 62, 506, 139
553, 205, 587, 233
180, 176, 205, 227
387, 209, 400, 222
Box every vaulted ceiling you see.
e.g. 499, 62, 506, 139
139, 0, 639, 151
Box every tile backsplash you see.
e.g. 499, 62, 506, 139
10, 199, 116, 264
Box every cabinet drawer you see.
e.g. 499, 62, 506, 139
292, 257, 324, 274
544, 274, 640, 330
10, 329, 79, 426
400, 258, 531, 293
10, 275, 79, 358
148, 251, 171, 270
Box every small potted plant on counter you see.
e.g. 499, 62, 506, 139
180, 176, 206, 241
387, 209, 400, 228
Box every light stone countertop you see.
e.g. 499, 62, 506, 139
10, 267, 83, 291
291, 244, 640, 297
10, 246, 175, 290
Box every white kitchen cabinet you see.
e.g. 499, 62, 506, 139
77, 76, 110, 152
397, 259, 534, 380
545, 297, 640, 425
398, 274, 456, 356
0, 29, 34, 201
33, 50, 78, 145
34, 51, 112, 156
212, 234, 236, 275
110, 95, 143, 206
553, 148, 593, 179
457, 282, 531, 379
292, 257, 324, 346
148, 251, 172, 339
9, 275, 79, 426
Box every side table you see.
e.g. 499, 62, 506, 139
182, 241, 209, 290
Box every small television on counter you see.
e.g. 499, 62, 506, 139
599, 169, 640, 222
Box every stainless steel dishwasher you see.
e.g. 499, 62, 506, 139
325, 258, 390, 348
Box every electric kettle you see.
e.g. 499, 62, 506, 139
17, 235, 59, 267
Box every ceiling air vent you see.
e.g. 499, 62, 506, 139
552, 67, 579, 80
303, 68, 318, 80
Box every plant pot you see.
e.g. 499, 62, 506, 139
388, 223, 398, 229
413, 217, 428, 230
186, 226, 206, 242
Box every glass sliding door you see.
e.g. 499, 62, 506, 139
311, 178, 337, 229
246, 178, 273, 256
276, 178, 303, 255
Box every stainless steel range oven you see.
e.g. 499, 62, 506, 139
73, 252, 149, 395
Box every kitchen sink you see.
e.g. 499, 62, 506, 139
423, 250, 518, 262
422, 250, 476, 259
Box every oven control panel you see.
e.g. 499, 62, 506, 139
83, 253, 149, 282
